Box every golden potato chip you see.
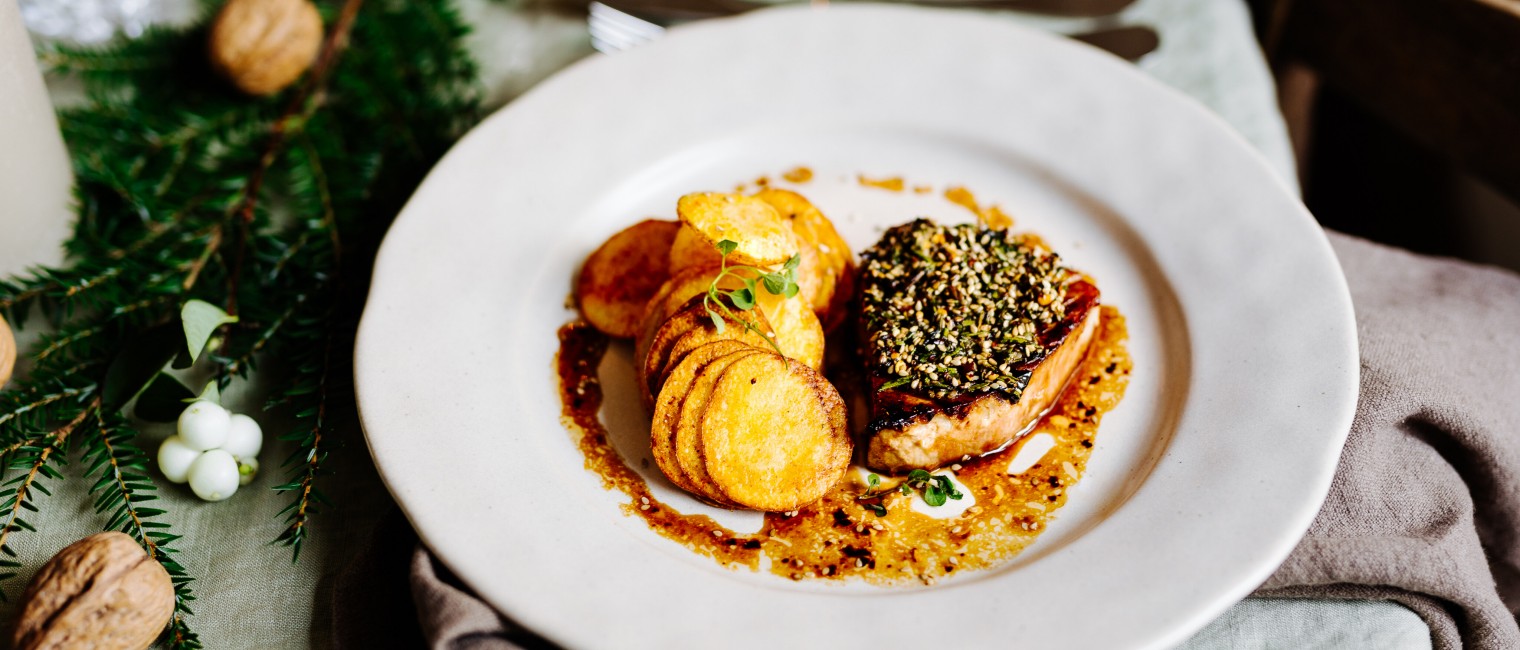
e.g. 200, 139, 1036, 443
639, 295, 773, 407
576, 219, 680, 338
650, 341, 756, 496
661, 326, 768, 389
753, 189, 855, 330
676, 192, 797, 266
699, 353, 851, 511
673, 349, 764, 506
755, 290, 824, 371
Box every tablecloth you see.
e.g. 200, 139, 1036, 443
0, 0, 1434, 646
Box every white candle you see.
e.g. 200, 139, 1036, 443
0, 0, 73, 278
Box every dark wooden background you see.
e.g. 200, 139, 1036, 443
1245, 0, 1520, 272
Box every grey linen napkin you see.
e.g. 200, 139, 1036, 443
334, 232, 1520, 649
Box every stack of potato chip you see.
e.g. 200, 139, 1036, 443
575, 190, 855, 511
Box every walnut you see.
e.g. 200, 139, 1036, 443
0, 315, 13, 387
10, 532, 175, 650
208, 0, 324, 96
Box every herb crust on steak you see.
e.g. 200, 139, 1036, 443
858, 219, 1101, 470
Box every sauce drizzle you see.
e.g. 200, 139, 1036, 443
556, 307, 1132, 584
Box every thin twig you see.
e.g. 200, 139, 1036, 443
0, 387, 88, 430
225, 0, 366, 318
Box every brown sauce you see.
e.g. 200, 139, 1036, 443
556, 307, 1132, 584
944, 186, 1014, 230
781, 167, 814, 183
857, 175, 906, 192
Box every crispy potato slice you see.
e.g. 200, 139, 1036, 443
661, 326, 768, 389
635, 266, 723, 385
673, 349, 764, 506
649, 340, 756, 495
756, 290, 825, 371
676, 193, 797, 266
753, 189, 855, 330
699, 353, 851, 511
668, 224, 822, 310
576, 219, 680, 338
639, 295, 773, 407
667, 225, 724, 275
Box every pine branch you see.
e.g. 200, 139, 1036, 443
271, 298, 339, 562
82, 410, 199, 648
0, 0, 482, 627
225, 0, 365, 320
0, 402, 93, 601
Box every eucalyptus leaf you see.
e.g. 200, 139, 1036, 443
102, 324, 182, 411
180, 299, 238, 364
134, 374, 195, 422
188, 381, 220, 405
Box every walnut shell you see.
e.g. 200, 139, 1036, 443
10, 532, 175, 650
208, 0, 324, 96
0, 314, 13, 387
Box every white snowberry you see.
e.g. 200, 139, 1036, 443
157, 436, 202, 484
237, 457, 259, 486
188, 449, 239, 501
178, 400, 231, 451
221, 413, 263, 460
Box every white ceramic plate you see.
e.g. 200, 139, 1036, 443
354, 6, 1357, 649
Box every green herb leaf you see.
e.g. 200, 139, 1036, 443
761, 274, 786, 295
180, 299, 238, 364
935, 475, 964, 500
864, 502, 888, 517
907, 469, 932, 483
707, 308, 726, 334
784, 254, 801, 271
728, 288, 756, 310
923, 486, 948, 507
878, 376, 912, 391
782, 282, 800, 299
716, 239, 739, 257
867, 473, 881, 488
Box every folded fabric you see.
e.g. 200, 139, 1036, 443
1254, 233, 1520, 649
336, 231, 1520, 649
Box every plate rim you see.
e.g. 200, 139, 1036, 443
354, 5, 1358, 649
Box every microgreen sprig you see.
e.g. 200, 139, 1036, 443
858, 473, 890, 517
702, 239, 802, 357
857, 469, 966, 516
903, 469, 964, 507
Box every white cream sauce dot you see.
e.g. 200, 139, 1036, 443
1007, 432, 1057, 476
